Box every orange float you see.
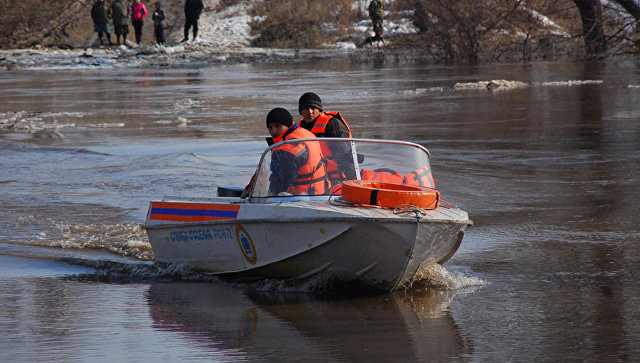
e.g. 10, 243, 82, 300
341, 180, 440, 210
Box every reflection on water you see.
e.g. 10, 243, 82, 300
0, 259, 475, 362
147, 282, 474, 361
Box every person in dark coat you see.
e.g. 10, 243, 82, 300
152, 2, 166, 45
110, 0, 129, 45
182, 0, 204, 42
91, 0, 112, 46
368, 0, 384, 41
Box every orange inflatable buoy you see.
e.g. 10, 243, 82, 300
341, 180, 440, 210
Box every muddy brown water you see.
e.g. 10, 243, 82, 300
1, 59, 639, 361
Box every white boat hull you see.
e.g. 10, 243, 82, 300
145, 197, 470, 291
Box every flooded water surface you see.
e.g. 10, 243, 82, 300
1, 59, 639, 361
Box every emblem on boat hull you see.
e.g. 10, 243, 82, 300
236, 224, 257, 264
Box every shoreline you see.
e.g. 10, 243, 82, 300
0, 43, 406, 71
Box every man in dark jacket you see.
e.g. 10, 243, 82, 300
297, 92, 356, 183
91, 0, 112, 46
110, 0, 129, 45
182, 0, 204, 42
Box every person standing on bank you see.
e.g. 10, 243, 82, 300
110, 0, 129, 45
368, 0, 384, 41
297, 92, 355, 184
152, 2, 166, 45
266, 108, 328, 196
91, 0, 113, 46
131, 0, 148, 45
182, 0, 204, 42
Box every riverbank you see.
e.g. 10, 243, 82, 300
0, 44, 350, 71
3, 0, 639, 69
0, 0, 400, 70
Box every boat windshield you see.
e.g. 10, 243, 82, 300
249, 138, 434, 198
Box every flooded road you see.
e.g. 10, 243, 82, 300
1, 59, 639, 361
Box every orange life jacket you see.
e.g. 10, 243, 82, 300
298, 111, 352, 183
360, 168, 404, 184
403, 165, 435, 188
301, 111, 352, 138
272, 125, 328, 195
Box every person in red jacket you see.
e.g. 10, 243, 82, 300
266, 107, 328, 196
131, 0, 148, 45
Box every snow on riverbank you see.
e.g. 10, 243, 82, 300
195, 0, 256, 50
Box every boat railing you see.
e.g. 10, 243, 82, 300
248, 138, 434, 200
259, 138, 431, 160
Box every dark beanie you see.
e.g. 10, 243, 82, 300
298, 92, 323, 112
266, 107, 293, 127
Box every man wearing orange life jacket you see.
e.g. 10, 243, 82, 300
297, 92, 356, 184
266, 107, 328, 196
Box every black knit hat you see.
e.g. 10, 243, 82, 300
266, 107, 293, 127
298, 92, 323, 112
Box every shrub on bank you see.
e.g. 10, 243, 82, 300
249, 0, 638, 63
250, 0, 360, 48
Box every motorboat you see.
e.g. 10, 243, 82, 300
144, 138, 472, 292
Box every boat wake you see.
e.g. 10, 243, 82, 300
5, 246, 485, 296
239, 264, 486, 296
400, 263, 487, 291
5, 222, 153, 261
67, 260, 225, 284
55, 222, 152, 260
3, 229, 484, 294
